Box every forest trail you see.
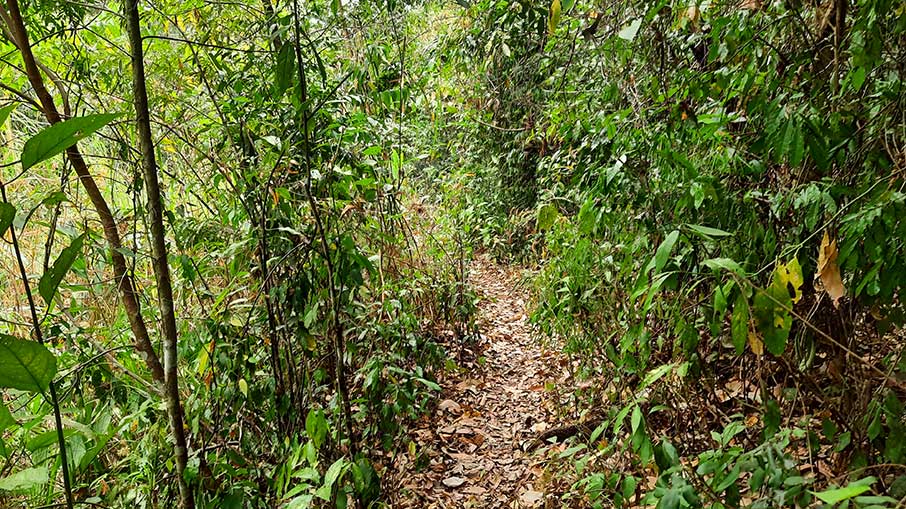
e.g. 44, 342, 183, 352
389, 255, 565, 508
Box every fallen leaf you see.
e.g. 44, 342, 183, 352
442, 476, 467, 488
520, 490, 544, 506
439, 399, 462, 414
817, 231, 846, 307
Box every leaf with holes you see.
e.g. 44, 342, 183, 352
0, 335, 57, 393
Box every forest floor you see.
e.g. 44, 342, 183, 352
387, 255, 569, 508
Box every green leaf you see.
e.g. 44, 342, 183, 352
21, 114, 120, 170
0, 203, 15, 239
306, 409, 328, 449
537, 203, 558, 231
702, 257, 745, 277
315, 459, 348, 501
39, 233, 85, 303
654, 230, 679, 273
811, 482, 872, 504
0, 103, 17, 129
0, 335, 57, 393
275, 43, 296, 96
686, 224, 733, 238
731, 294, 749, 355
0, 466, 48, 491
0, 404, 14, 431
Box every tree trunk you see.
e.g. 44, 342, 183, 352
122, 0, 195, 507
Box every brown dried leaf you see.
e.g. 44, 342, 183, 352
817, 231, 846, 307
442, 476, 468, 488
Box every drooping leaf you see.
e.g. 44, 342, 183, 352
0, 466, 48, 491
21, 114, 120, 170
548, 0, 561, 34
817, 231, 846, 307
654, 230, 679, 273
39, 233, 85, 303
306, 408, 328, 449
0, 335, 57, 393
0, 203, 14, 239
0, 103, 16, 129
275, 43, 296, 96
731, 294, 749, 355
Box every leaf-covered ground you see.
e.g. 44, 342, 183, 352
386, 256, 565, 508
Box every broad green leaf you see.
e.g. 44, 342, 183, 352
39, 233, 85, 303
811, 482, 872, 504
237, 378, 248, 397
686, 224, 733, 238
654, 230, 679, 273
275, 43, 295, 96
21, 114, 120, 170
731, 294, 749, 355
0, 103, 16, 128
315, 459, 348, 501
0, 203, 14, 239
0, 335, 57, 393
618, 18, 642, 41
0, 466, 48, 491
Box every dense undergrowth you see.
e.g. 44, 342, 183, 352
0, 0, 904, 507
431, 0, 906, 508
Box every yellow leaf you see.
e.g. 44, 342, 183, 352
196, 343, 210, 376
776, 258, 804, 304
748, 331, 764, 355
817, 231, 846, 307
238, 378, 248, 397
548, 0, 561, 34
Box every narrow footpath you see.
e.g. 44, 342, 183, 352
389, 256, 566, 508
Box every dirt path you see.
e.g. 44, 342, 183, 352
389, 256, 564, 508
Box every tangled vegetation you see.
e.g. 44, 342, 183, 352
0, 0, 904, 507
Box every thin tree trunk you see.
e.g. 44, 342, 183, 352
1, 0, 166, 384
122, 0, 195, 507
